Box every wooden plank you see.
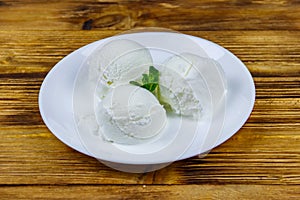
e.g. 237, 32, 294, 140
254, 77, 300, 98
0, 30, 299, 76
0, 126, 299, 185
0, 74, 299, 127
0, 0, 300, 31
0, 126, 155, 185
0, 185, 299, 200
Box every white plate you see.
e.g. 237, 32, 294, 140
39, 33, 255, 163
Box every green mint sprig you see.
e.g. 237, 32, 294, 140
130, 66, 159, 94
129, 66, 172, 112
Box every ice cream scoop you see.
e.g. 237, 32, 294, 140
87, 39, 153, 86
95, 84, 167, 145
159, 53, 226, 119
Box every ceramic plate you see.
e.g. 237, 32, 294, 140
39, 32, 255, 163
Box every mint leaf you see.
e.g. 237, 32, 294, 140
142, 74, 149, 85
130, 66, 165, 109
149, 66, 159, 83
149, 83, 158, 91
129, 81, 142, 87
142, 83, 157, 92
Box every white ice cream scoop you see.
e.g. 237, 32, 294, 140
87, 39, 153, 86
159, 53, 227, 119
95, 84, 167, 145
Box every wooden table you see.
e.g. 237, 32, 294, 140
0, 0, 299, 199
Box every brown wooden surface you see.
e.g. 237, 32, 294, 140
0, 0, 300, 199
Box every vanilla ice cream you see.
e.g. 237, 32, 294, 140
159, 53, 226, 119
166, 53, 226, 105
158, 68, 202, 119
95, 84, 167, 145
87, 39, 153, 86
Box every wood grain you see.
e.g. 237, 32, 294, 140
0, 30, 299, 76
0, 30, 299, 188
0, 0, 300, 31
1, 185, 300, 200
0, 0, 300, 199
1, 126, 299, 185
